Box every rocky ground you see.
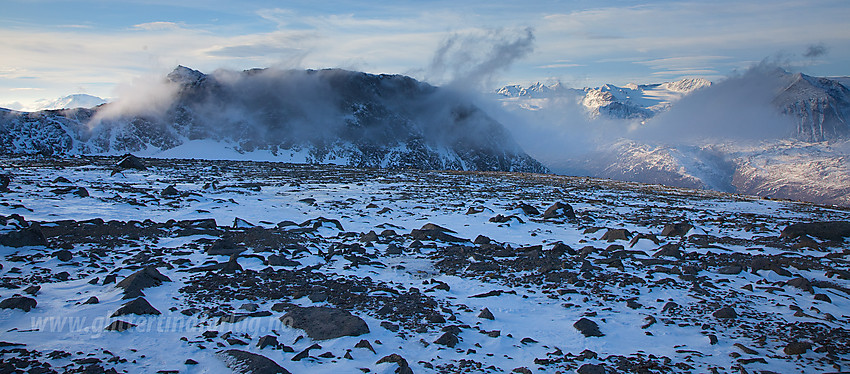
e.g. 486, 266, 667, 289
0, 155, 848, 373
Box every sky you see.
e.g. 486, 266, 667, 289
2, 0, 850, 110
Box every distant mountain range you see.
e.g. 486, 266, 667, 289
496, 69, 850, 206
0, 66, 547, 174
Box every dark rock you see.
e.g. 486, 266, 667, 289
489, 214, 524, 224
266, 254, 299, 267
814, 293, 832, 303
385, 243, 402, 255
116, 154, 146, 171
717, 265, 743, 275
73, 187, 89, 197
478, 308, 495, 320
661, 223, 693, 236
573, 318, 604, 337
0, 296, 37, 312
83, 296, 99, 305
434, 331, 459, 347
380, 321, 399, 332
184, 359, 198, 365
257, 335, 279, 349
291, 344, 321, 361
786, 277, 814, 293
516, 202, 540, 216
781, 221, 850, 241
601, 229, 630, 242
360, 231, 379, 243
473, 235, 491, 245
0, 227, 48, 247
219, 349, 291, 374
220, 255, 243, 273
712, 306, 737, 319
652, 244, 683, 259
376, 353, 411, 374
54, 249, 73, 262
542, 202, 575, 220
783, 341, 811, 355
355, 339, 376, 353
161, 185, 180, 197
116, 266, 171, 299
410, 226, 467, 243
104, 320, 136, 332
23, 285, 40, 295
280, 306, 369, 340
111, 297, 161, 317
577, 363, 606, 374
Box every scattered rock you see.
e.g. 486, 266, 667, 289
814, 293, 832, 303
23, 285, 40, 295
542, 202, 575, 220
54, 249, 73, 262
661, 223, 693, 236
257, 335, 279, 349
0, 227, 48, 247
116, 266, 171, 299
786, 277, 814, 293
115, 154, 146, 171
434, 331, 459, 347
280, 306, 369, 340
376, 353, 412, 374
83, 296, 99, 305
601, 229, 630, 242
577, 363, 606, 374
104, 320, 136, 332
161, 185, 180, 197
355, 339, 376, 353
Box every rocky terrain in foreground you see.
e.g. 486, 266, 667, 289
0, 155, 849, 373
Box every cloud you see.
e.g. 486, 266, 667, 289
426, 27, 535, 91
803, 43, 828, 58
132, 22, 182, 31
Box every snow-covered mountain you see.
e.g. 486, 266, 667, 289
32, 94, 107, 111
0, 66, 547, 173
496, 77, 711, 119
497, 69, 850, 206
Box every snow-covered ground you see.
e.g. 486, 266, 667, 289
0, 155, 848, 373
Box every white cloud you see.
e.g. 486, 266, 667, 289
132, 21, 182, 31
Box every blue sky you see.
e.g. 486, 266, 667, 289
2, 0, 849, 109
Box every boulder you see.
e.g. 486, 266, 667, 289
280, 306, 369, 340
712, 306, 737, 319
573, 318, 604, 337
661, 223, 693, 237
780, 221, 850, 241
542, 202, 575, 220
783, 341, 811, 355
0, 227, 48, 248
111, 297, 161, 317
0, 296, 37, 312
116, 154, 146, 171
116, 266, 171, 299
219, 349, 291, 374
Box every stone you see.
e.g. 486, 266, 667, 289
601, 229, 630, 242
814, 293, 832, 303
116, 266, 171, 299
717, 265, 743, 275
161, 185, 180, 197
104, 320, 136, 332
542, 202, 576, 220
516, 202, 540, 216
577, 363, 606, 374
219, 349, 291, 374
355, 339, 376, 353
257, 335, 279, 349
280, 306, 369, 340
573, 318, 604, 337
712, 306, 737, 319
54, 250, 73, 262
23, 285, 40, 295
661, 223, 693, 236
434, 331, 459, 347
478, 308, 495, 320
111, 297, 161, 317
780, 221, 850, 241
783, 341, 811, 355
376, 353, 411, 373
786, 277, 813, 293
116, 154, 146, 171
0, 227, 48, 247
0, 296, 37, 312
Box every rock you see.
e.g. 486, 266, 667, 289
814, 293, 832, 303
410, 227, 467, 243
489, 214, 524, 224
54, 249, 73, 262
385, 244, 402, 255
355, 339, 375, 353
0, 227, 48, 247
601, 229, 630, 242
23, 285, 40, 295
474, 235, 491, 245
661, 223, 693, 236
73, 187, 89, 197
786, 277, 813, 293
219, 349, 291, 374
652, 244, 683, 259
257, 335, 279, 349
434, 331, 459, 347
111, 297, 161, 317
266, 254, 299, 267
712, 306, 737, 319
360, 231, 379, 243
478, 308, 495, 320
220, 255, 243, 273
280, 306, 369, 340
104, 320, 136, 332
380, 321, 399, 332
0, 174, 9, 191
116, 266, 171, 299
376, 353, 411, 374
577, 363, 606, 374
573, 318, 604, 337
542, 202, 575, 220
161, 185, 180, 197
549, 242, 575, 256
516, 202, 540, 216
717, 265, 743, 275
232, 217, 255, 228
116, 154, 146, 171
780, 221, 850, 241
83, 296, 99, 305
291, 344, 321, 361
0, 296, 37, 312
783, 341, 811, 355
184, 359, 198, 365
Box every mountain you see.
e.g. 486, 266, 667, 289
497, 70, 850, 206
0, 66, 547, 173
496, 78, 711, 119
32, 94, 107, 111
